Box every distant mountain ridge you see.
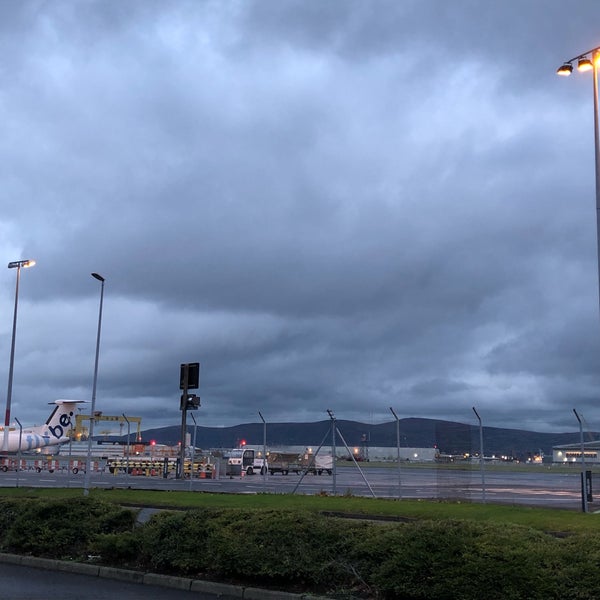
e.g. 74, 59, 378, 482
125, 418, 589, 459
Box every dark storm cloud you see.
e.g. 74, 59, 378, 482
1, 1, 600, 435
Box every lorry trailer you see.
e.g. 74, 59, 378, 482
268, 451, 333, 475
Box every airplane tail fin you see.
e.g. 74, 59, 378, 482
44, 400, 87, 441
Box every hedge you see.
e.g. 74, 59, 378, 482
0, 498, 598, 599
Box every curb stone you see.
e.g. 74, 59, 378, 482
56, 560, 100, 576
244, 586, 304, 599
143, 572, 194, 590
0, 553, 22, 565
0, 553, 331, 599
99, 565, 145, 583
191, 579, 244, 597
20, 556, 58, 570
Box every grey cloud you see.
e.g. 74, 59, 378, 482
1, 1, 600, 435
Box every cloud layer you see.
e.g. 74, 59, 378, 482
1, 1, 600, 434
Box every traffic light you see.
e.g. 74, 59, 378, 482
180, 393, 201, 411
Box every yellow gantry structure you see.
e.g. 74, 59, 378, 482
73, 413, 142, 442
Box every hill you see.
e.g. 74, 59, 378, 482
128, 418, 589, 460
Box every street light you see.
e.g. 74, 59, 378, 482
3, 259, 35, 454
573, 409, 589, 513
472, 406, 486, 504
122, 413, 131, 485
557, 46, 600, 315
83, 272, 105, 496
258, 411, 267, 487
389, 407, 402, 499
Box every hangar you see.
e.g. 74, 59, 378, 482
552, 441, 600, 464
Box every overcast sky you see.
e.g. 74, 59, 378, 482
3, 1, 600, 435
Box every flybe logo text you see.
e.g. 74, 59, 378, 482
48, 412, 73, 440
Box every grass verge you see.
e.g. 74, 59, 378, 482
0, 486, 597, 534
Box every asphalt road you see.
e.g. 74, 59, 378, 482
0, 563, 231, 600
0, 464, 590, 510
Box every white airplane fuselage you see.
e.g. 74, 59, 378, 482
0, 400, 84, 453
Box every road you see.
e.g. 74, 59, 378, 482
0, 563, 231, 600
0, 463, 590, 510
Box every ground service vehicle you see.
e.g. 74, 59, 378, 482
266, 452, 298, 475
268, 451, 333, 475
106, 457, 214, 478
226, 448, 267, 476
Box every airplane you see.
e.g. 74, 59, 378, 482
0, 399, 85, 453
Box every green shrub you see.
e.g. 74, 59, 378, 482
0, 498, 33, 545
1, 497, 135, 559
136, 510, 215, 573
90, 532, 141, 565
203, 509, 367, 586
134, 508, 370, 593
362, 520, 562, 600
4, 498, 600, 600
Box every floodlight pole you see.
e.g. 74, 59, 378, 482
84, 272, 105, 497
122, 414, 131, 484
258, 411, 267, 487
472, 407, 486, 504
15, 417, 21, 488
557, 47, 600, 320
327, 409, 337, 495
3, 259, 35, 455
573, 409, 588, 513
390, 407, 402, 499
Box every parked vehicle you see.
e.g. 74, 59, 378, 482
106, 457, 214, 478
268, 450, 333, 475
267, 452, 300, 475
226, 448, 267, 476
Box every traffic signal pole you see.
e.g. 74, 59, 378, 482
178, 364, 189, 479
177, 362, 200, 479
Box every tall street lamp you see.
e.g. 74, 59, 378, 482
472, 406, 486, 504
258, 411, 267, 487
557, 47, 600, 315
389, 407, 402, 499
3, 259, 35, 454
83, 272, 105, 496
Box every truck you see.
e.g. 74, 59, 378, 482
226, 448, 267, 476
268, 450, 333, 475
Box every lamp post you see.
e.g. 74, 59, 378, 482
258, 411, 267, 487
573, 409, 589, 513
15, 417, 22, 488
389, 407, 402, 499
557, 47, 600, 316
472, 407, 486, 504
3, 259, 35, 455
122, 414, 131, 485
83, 272, 105, 497
326, 409, 337, 496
